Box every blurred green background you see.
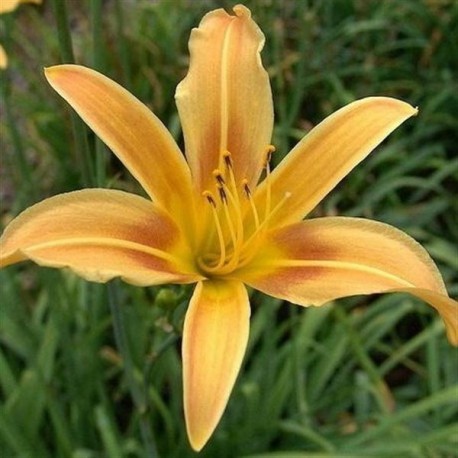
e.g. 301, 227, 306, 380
1, 0, 457, 457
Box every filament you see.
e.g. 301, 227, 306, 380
202, 191, 226, 270
243, 179, 260, 230
264, 145, 275, 222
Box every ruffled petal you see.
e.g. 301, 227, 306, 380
183, 280, 250, 450
0, 189, 201, 285
176, 5, 273, 192
44, 65, 194, 226
255, 97, 417, 226
240, 217, 457, 345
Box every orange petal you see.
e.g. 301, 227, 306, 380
44, 65, 194, 227
255, 97, 417, 226
183, 280, 250, 450
0, 189, 200, 285
240, 217, 457, 345
176, 5, 273, 192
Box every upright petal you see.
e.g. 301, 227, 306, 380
255, 97, 417, 226
240, 217, 457, 345
176, 5, 273, 192
44, 65, 194, 226
183, 280, 250, 450
0, 189, 200, 285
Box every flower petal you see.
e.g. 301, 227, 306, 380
176, 5, 273, 192
183, 280, 250, 450
44, 65, 194, 226
0, 189, 201, 285
240, 217, 457, 345
255, 97, 417, 226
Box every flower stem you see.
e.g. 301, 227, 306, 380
114, 0, 132, 90
51, 0, 94, 186
91, 0, 107, 187
107, 282, 159, 458
0, 72, 33, 205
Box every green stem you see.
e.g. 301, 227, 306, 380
91, 0, 104, 71
51, 0, 94, 186
108, 282, 159, 458
334, 306, 392, 415
91, 0, 107, 187
51, 0, 74, 62
0, 72, 33, 205
114, 0, 132, 90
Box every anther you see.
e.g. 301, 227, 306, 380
202, 190, 216, 207
242, 178, 260, 230
217, 185, 228, 203
264, 145, 276, 166
213, 169, 225, 186
242, 178, 251, 197
222, 150, 233, 168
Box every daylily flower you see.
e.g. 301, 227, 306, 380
1, 4, 457, 451
0, 0, 42, 69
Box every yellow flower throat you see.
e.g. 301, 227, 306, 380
197, 146, 290, 277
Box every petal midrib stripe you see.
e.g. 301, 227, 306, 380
270, 259, 416, 288
23, 237, 183, 266
219, 17, 236, 154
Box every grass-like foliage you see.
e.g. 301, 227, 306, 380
1, 0, 457, 457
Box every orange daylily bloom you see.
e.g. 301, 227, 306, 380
1, 4, 457, 451
0, 0, 42, 69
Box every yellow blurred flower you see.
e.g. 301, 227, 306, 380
0, 0, 42, 69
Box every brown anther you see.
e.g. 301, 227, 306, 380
217, 185, 228, 203
241, 178, 251, 197
213, 169, 225, 185
222, 150, 233, 168
202, 190, 216, 207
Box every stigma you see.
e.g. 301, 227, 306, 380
197, 146, 290, 277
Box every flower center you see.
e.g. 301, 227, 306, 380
197, 146, 290, 277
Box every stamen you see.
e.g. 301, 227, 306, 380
264, 144, 276, 166
203, 190, 216, 207
217, 185, 227, 203
263, 145, 276, 221
219, 182, 244, 271
222, 150, 233, 168
213, 164, 244, 256
200, 147, 284, 276
202, 190, 226, 269
237, 191, 292, 269
220, 188, 238, 258
242, 178, 260, 230
213, 169, 225, 186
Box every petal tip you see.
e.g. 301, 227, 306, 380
43, 65, 62, 82
233, 4, 251, 18
187, 430, 207, 452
